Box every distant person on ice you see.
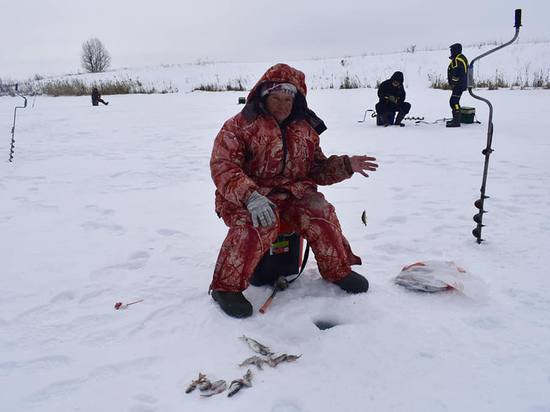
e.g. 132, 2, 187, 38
447, 43, 468, 127
91, 87, 108, 106
375, 71, 411, 127
209, 63, 379, 318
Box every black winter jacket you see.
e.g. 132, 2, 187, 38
377, 71, 406, 110
448, 53, 469, 90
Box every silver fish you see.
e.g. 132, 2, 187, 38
267, 354, 287, 367
361, 210, 368, 226
227, 380, 243, 397
198, 379, 212, 391
241, 368, 253, 386
227, 369, 253, 397
285, 354, 302, 362
239, 355, 266, 370
239, 335, 272, 356
185, 372, 207, 393
200, 380, 227, 397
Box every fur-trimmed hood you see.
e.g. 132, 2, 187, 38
241, 63, 326, 134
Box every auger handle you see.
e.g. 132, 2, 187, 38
259, 290, 277, 314
515, 9, 522, 28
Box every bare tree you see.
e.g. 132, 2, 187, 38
81, 38, 111, 73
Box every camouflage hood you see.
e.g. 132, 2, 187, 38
241, 63, 326, 134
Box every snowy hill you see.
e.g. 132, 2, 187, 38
131, 41, 550, 91
1, 42, 550, 412
18, 40, 550, 95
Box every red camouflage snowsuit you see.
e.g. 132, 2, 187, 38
209, 63, 361, 293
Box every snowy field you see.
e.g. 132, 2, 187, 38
1, 48, 550, 412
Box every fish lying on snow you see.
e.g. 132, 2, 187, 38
239, 336, 302, 369
187, 336, 301, 399
185, 372, 207, 393
200, 380, 227, 397
239, 355, 267, 370
239, 335, 273, 356
227, 369, 253, 397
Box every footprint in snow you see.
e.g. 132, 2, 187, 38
90, 250, 151, 279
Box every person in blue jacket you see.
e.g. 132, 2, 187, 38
375, 71, 411, 127
447, 43, 468, 127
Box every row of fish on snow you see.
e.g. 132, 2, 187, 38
185, 335, 302, 398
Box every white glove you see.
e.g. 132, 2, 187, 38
246, 191, 276, 228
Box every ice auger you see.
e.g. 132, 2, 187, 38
9, 84, 28, 162
469, 9, 522, 243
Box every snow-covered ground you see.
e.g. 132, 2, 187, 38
1, 43, 549, 412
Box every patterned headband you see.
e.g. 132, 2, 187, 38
261, 82, 297, 98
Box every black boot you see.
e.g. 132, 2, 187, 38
394, 111, 406, 127
332, 271, 369, 294
446, 110, 461, 127
211, 290, 253, 318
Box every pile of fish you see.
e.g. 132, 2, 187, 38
238, 335, 302, 370
185, 370, 252, 397
185, 335, 301, 398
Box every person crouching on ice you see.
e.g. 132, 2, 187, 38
375, 71, 411, 127
209, 63, 379, 318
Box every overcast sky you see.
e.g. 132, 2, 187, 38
1, 0, 547, 80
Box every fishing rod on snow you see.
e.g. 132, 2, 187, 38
9, 83, 28, 162
259, 244, 310, 314
469, 9, 522, 244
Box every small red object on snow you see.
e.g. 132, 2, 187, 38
114, 300, 144, 310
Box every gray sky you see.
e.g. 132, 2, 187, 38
1, 0, 547, 80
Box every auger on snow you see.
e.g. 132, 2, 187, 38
9, 83, 28, 162
357, 109, 376, 123
469, 9, 522, 243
